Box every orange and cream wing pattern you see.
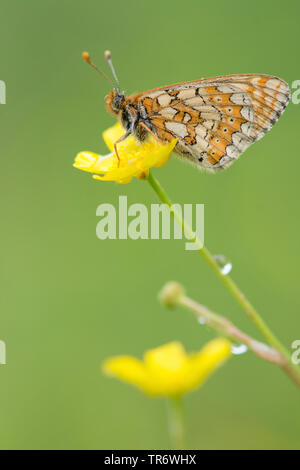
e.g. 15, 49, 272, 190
137, 75, 290, 171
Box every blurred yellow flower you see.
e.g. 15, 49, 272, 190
73, 122, 177, 184
102, 338, 231, 397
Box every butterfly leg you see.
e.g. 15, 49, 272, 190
114, 131, 130, 167
138, 122, 164, 144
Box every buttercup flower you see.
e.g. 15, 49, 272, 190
102, 338, 231, 397
73, 122, 177, 184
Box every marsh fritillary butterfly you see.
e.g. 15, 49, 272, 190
83, 51, 290, 171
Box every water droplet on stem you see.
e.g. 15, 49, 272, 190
214, 254, 232, 275
231, 344, 248, 355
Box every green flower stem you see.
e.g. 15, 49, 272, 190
167, 396, 186, 449
147, 171, 300, 388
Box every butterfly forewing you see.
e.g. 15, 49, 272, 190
136, 74, 290, 171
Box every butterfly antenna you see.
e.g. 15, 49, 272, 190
82, 51, 114, 87
104, 50, 120, 92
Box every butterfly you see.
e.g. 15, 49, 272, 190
83, 51, 290, 172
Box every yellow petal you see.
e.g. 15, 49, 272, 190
144, 342, 188, 373
102, 356, 149, 390
74, 151, 117, 173
103, 122, 125, 153
188, 338, 232, 389
142, 342, 190, 396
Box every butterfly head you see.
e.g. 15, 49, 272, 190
105, 90, 125, 115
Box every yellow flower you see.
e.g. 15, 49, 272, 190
102, 338, 231, 397
73, 122, 177, 184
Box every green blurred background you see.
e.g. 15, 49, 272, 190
1, 0, 300, 450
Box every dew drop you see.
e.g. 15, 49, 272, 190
197, 316, 206, 325
214, 254, 232, 275
231, 344, 248, 355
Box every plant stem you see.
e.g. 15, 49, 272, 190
167, 396, 186, 449
178, 294, 283, 365
147, 171, 300, 388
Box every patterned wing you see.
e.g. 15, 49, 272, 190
137, 75, 290, 171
